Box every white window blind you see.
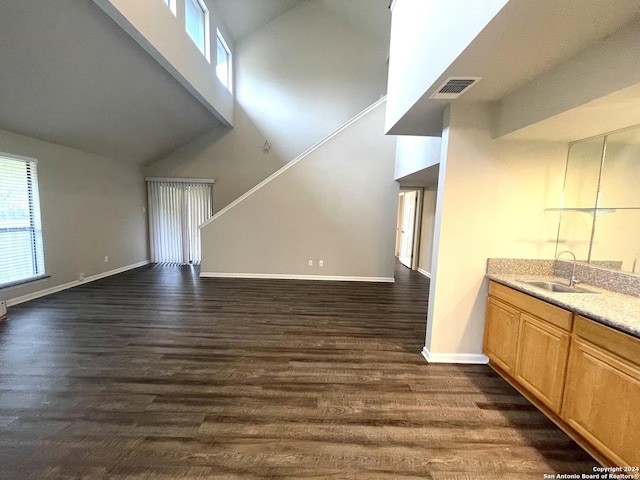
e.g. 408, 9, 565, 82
147, 180, 213, 265
0, 154, 45, 288
186, 0, 207, 57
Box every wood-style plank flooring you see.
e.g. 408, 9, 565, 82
0, 262, 597, 479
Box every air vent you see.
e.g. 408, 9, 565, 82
430, 77, 482, 99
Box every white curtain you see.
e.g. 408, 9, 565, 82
147, 181, 213, 265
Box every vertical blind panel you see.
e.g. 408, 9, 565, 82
0, 155, 45, 287
147, 181, 212, 265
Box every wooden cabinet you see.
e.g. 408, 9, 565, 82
514, 313, 570, 412
484, 281, 571, 414
483, 297, 520, 374
563, 316, 640, 467
484, 283, 640, 467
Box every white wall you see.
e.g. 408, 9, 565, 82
0, 129, 148, 304
385, 0, 508, 134
418, 188, 437, 274
145, 1, 389, 212
394, 136, 441, 180
94, 0, 234, 125
425, 103, 567, 361
199, 102, 398, 280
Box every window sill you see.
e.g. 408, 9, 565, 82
0, 275, 50, 291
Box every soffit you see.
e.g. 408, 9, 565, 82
0, 0, 220, 165
390, 0, 640, 136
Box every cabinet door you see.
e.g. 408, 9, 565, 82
563, 338, 640, 466
483, 297, 520, 374
514, 313, 570, 413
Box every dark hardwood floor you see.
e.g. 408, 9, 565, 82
0, 262, 597, 479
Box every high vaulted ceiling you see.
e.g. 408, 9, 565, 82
212, 0, 306, 43
0, 0, 221, 165
213, 0, 390, 48
0, 0, 390, 164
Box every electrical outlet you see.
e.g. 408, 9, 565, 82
319, 260, 324, 267
308, 260, 313, 267
78, 272, 85, 281
104, 256, 109, 263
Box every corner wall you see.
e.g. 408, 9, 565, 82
425, 103, 567, 362
418, 189, 437, 274
145, 1, 389, 213
394, 136, 441, 180
0, 129, 148, 304
199, 102, 398, 281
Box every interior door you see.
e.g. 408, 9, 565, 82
399, 190, 417, 268
396, 192, 405, 256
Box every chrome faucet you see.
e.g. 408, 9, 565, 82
633, 252, 640, 274
556, 250, 578, 287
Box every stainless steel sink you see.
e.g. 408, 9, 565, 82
518, 280, 598, 294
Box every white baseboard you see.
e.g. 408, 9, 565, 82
6, 260, 150, 307
421, 346, 489, 364
417, 268, 431, 278
199, 272, 395, 283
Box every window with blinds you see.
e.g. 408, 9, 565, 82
0, 154, 45, 288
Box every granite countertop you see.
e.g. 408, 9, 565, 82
487, 273, 640, 339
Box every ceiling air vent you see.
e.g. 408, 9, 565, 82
430, 77, 482, 100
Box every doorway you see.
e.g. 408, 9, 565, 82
396, 189, 421, 269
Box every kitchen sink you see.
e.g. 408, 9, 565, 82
518, 280, 598, 294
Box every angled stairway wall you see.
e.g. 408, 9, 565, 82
199, 99, 398, 281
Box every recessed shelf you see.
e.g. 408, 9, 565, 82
545, 207, 640, 216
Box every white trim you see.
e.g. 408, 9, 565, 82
145, 177, 215, 184
417, 268, 431, 278
199, 272, 395, 283
0, 151, 38, 164
6, 260, 150, 307
421, 347, 489, 364
199, 97, 388, 229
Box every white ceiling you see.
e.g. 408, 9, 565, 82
391, 0, 640, 136
212, 0, 306, 42
319, 0, 391, 50
397, 164, 439, 188
213, 0, 390, 48
0, 0, 221, 165
504, 82, 640, 142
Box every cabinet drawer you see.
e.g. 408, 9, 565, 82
489, 281, 572, 331
574, 315, 640, 367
